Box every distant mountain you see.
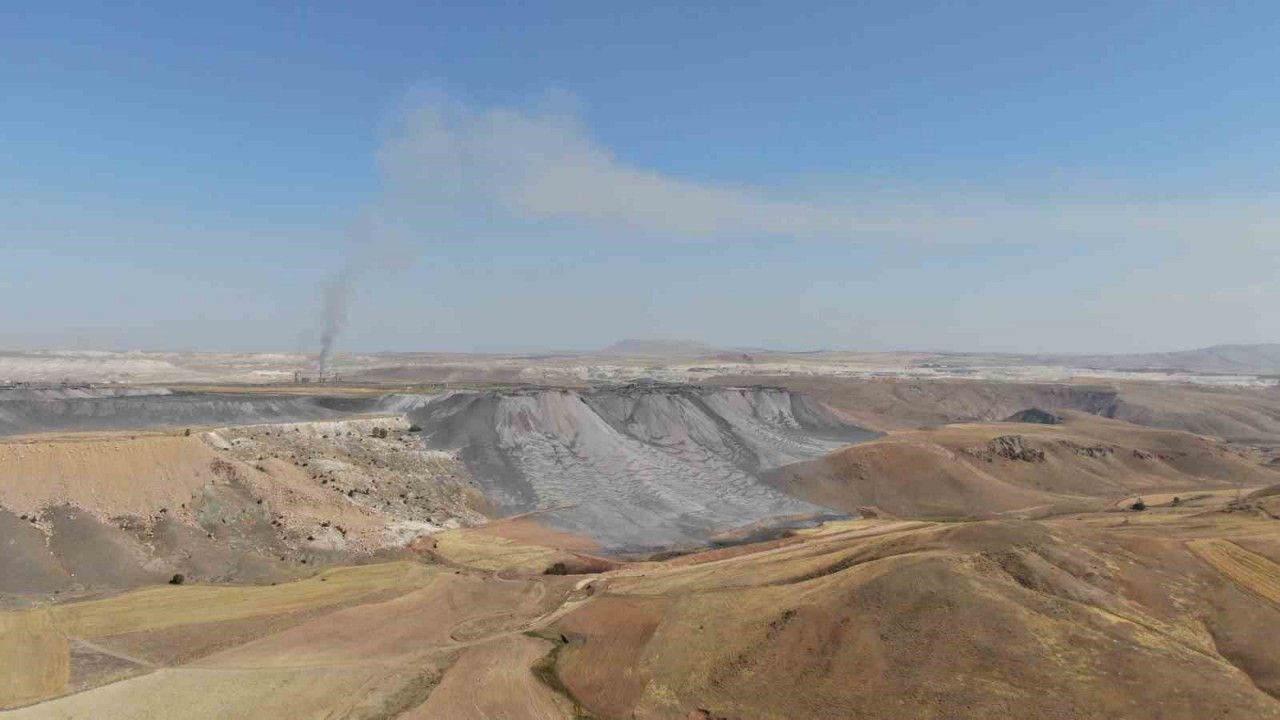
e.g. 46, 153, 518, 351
1039, 343, 1280, 375
599, 339, 723, 357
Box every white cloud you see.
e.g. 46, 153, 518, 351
378, 94, 1280, 247
380, 99, 979, 240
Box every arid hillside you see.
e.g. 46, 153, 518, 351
767, 412, 1279, 518
0, 416, 486, 607
542, 509, 1280, 719
7, 500, 1280, 718
722, 376, 1280, 445
5, 381, 1280, 718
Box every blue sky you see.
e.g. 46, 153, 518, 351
3, 1, 1277, 353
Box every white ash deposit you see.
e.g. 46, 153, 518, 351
410, 384, 877, 550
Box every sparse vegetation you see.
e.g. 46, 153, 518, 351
1131, 498, 1147, 511
169, 573, 185, 585
527, 631, 596, 719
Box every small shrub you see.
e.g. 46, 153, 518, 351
1171, 496, 1181, 507
183, 428, 191, 437
1131, 498, 1147, 511
169, 573, 185, 585
408, 424, 422, 432
545, 562, 569, 576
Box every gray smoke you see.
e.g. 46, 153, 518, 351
317, 270, 355, 377
313, 218, 413, 377
310, 115, 428, 374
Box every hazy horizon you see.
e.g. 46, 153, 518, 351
5, 3, 1279, 356
4, 338, 1278, 360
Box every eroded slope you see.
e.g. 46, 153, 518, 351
411, 385, 876, 549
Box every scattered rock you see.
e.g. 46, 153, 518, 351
964, 435, 1045, 463
1063, 442, 1114, 459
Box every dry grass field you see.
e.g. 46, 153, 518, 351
1189, 538, 1280, 605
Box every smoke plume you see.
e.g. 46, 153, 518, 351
312, 213, 411, 377
317, 268, 355, 377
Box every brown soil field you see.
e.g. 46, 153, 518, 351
194, 570, 553, 668
472, 516, 602, 552
428, 523, 618, 575
403, 635, 573, 719
5, 665, 418, 719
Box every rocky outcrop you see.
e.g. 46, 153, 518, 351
964, 435, 1046, 463
1004, 408, 1062, 425
1066, 442, 1115, 459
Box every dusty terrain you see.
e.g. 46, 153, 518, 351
5, 363, 1280, 718
6, 496, 1280, 718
